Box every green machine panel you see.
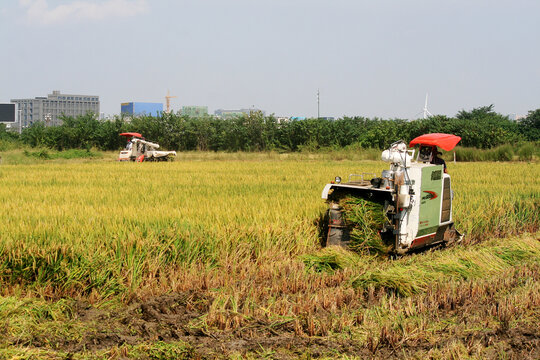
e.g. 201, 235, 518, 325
417, 165, 443, 236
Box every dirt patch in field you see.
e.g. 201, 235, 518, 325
69, 292, 210, 350
11, 289, 532, 359
62, 291, 370, 358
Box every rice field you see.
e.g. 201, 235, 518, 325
0, 153, 538, 359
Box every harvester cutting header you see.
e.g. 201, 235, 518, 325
322, 133, 463, 255
118, 132, 177, 162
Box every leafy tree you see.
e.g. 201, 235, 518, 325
16, 105, 536, 152
519, 109, 540, 141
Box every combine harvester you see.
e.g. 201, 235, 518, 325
322, 133, 463, 255
118, 132, 177, 162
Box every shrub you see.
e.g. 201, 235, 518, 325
23, 148, 101, 160
518, 143, 535, 161
493, 145, 514, 161
454, 147, 485, 162
24, 149, 51, 159
0, 139, 21, 152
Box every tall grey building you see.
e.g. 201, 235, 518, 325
11, 90, 100, 127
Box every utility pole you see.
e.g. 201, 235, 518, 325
317, 89, 320, 119
18, 109, 22, 134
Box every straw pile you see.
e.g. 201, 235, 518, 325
339, 196, 391, 255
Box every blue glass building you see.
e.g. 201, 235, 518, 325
121, 102, 163, 117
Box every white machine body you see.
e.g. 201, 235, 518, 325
118, 138, 177, 162
322, 140, 460, 254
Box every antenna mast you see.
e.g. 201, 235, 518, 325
317, 89, 320, 119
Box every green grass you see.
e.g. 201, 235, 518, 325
23, 148, 102, 160
350, 235, 540, 297
0, 147, 103, 165
453, 142, 540, 162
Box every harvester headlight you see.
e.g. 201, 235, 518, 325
335, 176, 342, 184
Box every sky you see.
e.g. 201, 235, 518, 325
1, 0, 539, 119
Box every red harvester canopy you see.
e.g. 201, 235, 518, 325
119, 132, 142, 138
409, 133, 461, 151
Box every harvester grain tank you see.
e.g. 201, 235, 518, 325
322, 133, 463, 255
118, 132, 177, 162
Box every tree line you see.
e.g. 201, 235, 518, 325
2, 105, 539, 152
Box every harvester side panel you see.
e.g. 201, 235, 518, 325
441, 177, 451, 222
417, 165, 444, 237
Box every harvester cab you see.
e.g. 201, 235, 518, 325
118, 132, 177, 162
417, 145, 434, 163
322, 133, 463, 255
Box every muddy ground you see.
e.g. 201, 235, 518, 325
4, 291, 538, 359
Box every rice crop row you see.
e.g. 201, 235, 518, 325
0, 154, 538, 358
0, 157, 537, 298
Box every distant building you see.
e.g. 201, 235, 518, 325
11, 90, 99, 127
121, 102, 163, 117
0, 103, 16, 123
214, 108, 265, 119
289, 116, 334, 121
181, 106, 208, 118
214, 109, 244, 119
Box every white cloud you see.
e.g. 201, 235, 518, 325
19, 0, 148, 25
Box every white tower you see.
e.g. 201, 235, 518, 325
423, 93, 433, 119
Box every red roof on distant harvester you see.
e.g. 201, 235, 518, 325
119, 132, 142, 138
409, 133, 461, 151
